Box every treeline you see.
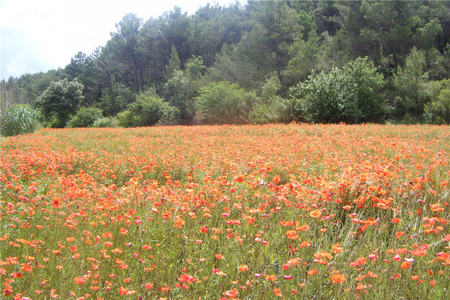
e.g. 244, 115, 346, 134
1, 0, 449, 128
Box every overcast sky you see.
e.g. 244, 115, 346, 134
0, 0, 241, 80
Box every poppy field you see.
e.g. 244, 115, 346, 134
1, 124, 449, 299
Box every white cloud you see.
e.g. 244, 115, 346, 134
1, 0, 241, 80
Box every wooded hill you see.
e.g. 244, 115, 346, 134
1, 0, 449, 127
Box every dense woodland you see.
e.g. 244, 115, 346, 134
1, 0, 449, 128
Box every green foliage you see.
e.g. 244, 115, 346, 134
283, 31, 321, 86
117, 110, 139, 128
163, 71, 194, 125
92, 117, 118, 128
423, 79, 450, 124
195, 81, 252, 124
392, 48, 430, 122
67, 107, 103, 128
207, 45, 262, 90
189, 2, 248, 66
3, 1, 449, 126
35, 78, 84, 128
290, 57, 385, 123
290, 68, 354, 123
345, 58, 386, 123
163, 56, 206, 124
184, 56, 206, 80
98, 83, 135, 116
165, 46, 181, 78
260, 74, 281, 100
0, 104, 40, 136
108, 14, 145, 91
249, 75, 291, 124
119, 90, 178, 127
1, 70, 64, 114
248, 99, 290, 124
64, 51, 100, 106
425, 47, 450, 80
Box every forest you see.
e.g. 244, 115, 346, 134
1, 0, 449, 129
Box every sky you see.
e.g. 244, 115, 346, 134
0, 0, 241, 80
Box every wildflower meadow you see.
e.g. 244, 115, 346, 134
1, 124, 448, 299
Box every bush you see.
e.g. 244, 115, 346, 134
423, 79, 450, 124
249, 75, 291, 124
92, 117, 118, 128
290, 57, 385, 123
195, 81, 252, 124
249, 100, 291, 124
0, 104, 41, 136
118, 90, 178, 127
67, 107, 103, 128
117, 110, 140, 128
290, 67, 358, 123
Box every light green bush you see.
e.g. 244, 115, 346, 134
118, 90, 178, 127
423, 80, 450, 124
92, 117, 118, 128
290, 57, 385, 123
67, 107, 103, 127
195, 81, 252, 124
249, 75, 291, 124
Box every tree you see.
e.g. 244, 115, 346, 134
245, 0, 303, 75
344, 57, 386, 123
163, 56, 206, 124
283, 31, 321, 87
108, 14, 144, 91
392, 48, 430, 121
207, 0, 304, 90
207, 44, 262, 90
159, 7, 192, 67
165, 46, 182, 78
35, 78, 84, 128
189, 2, 248, 66
3, 0, 449, 126
98, 82, 135, 116
64, 51, 102, 106
138, 17, 168, 91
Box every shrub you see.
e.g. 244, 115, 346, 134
249, 75, 291, 124
67, 107, 103, 128
118, 90, 178, 127
0, 104, 41, 136
92, 117, 118, 128
248, 100, 290, 124
195, 81, 252, 124
290, 67, 358, 123
423, 79, 450, 124
290, 57, 385, 123
117, 110, 140, 128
